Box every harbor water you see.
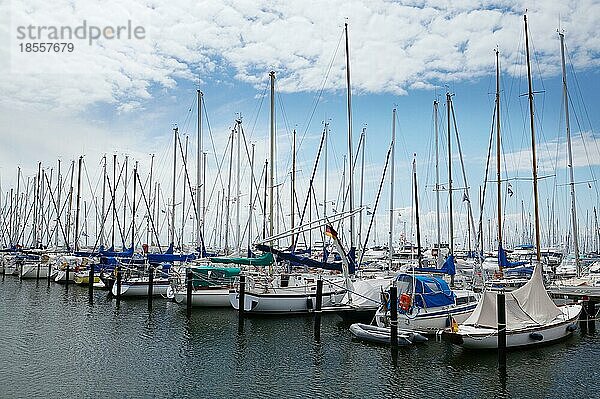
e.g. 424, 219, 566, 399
1, 276, 598, 398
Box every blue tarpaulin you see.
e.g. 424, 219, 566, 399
395, 274, 455, 308
498, 243, 528, 268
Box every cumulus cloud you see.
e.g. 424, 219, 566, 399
1, 0, 599, 112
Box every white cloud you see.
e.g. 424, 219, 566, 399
1, 0, 599, 112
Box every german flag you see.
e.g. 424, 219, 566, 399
325, 224, 337, 239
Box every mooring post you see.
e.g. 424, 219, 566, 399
238, 275, 246, 322
36, 264, 40, 280
47, 263, 51, 286
497, 292, 507, 371
19, 262, 23, 281
314, 277, 323, 340
116, 267, 122, 303
186, 268, 193, 317
88, 265, 94, 301
65, 264, 70, 288
390, 282, 398, 348
588, 300, 596, 333
580, 297, 589, 333
148, 266, 154, 310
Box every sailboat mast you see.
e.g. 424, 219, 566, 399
224, 129, 234, 254
524, 15, 542, 261
236, 119, 241, 254
291, 128, 296, 249
446, 92, 454, 257
196, 90, 203, 251
269, 71, 276, 243
112, 154, 116, 249
434, 100, 441, 262
171, 127, 178, 247
495, 49, 503, 272
559, 31, 580, 276
248, 143, 255, 256
389, 108, 396, 271
413, 155, 422, 267
345, 22, 355, 252
132, 161, 137, 250
74, 156, 83, 251
358, 126, 366, 255
323, 123, 328, 223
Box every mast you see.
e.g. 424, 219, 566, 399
224, 129, 234, 254
495, 48, 503, 272
447, 92, 455, 286
56, 159, 62, 248
413, 155, 422, 267
389, 108, 396, 271
236, 119, 241, 254
344, 22, 355, 252
269, 71, 276, 243
524, 14, 542, 261
132, 161, 137, 250
196, 90, 203, 251
32, 162, 40, 248
74, 156, 83, 251
112, 154, 116, 249
171, 127, 177, 248
66, 160, 74, 249
323, 123, 328, 223
248, 143, 255, 256
181, 135, 188, 250
291, 128, 296, 249
123, 156, 128, 245
358, 126, 366, 255
434, 100, 441, 264
559, 31, 581, 276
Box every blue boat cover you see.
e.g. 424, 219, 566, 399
395, 274, 455, 308
412, 254, 456, 276
498, 244, 528, 268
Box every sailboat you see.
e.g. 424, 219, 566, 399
444, 15, 583, 349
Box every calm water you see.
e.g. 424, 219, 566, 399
1, 275, 598, 398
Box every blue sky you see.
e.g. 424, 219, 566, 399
1, 0, 599, 251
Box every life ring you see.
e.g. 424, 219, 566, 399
399, 293, 412, 311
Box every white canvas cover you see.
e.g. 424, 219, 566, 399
463, 263, 563, 330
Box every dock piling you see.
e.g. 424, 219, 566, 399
238, 275, 246, 322
390, 283, 398, 348
314, 277, 323, 340
65, 265, 70, 288
497, 292, 507, 371
148, 266, 154, 311
186, 268, 193, 317
116, 268, 122, 303
588, 300, 596, 333
36, 264, 40, 280
88, 265, 94, 302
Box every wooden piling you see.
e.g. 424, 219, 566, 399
148, 266, 154, 310
390, 284, 398, 348
588, 300, 596, 333
116, 268, 122, 303
36, 264, 40, 280
238, 275, 246, 322
314, 278, 323, 340
88, 265, 94, 302
65, 265, 70, 287
497, 292, 507, 371
47, 263, 51, 286
186, 269, 193, 317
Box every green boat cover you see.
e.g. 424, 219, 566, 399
189, 266, 241, 288
208, 252, 274, 266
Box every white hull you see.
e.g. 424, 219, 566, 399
229, 288, 347, 314
111, 279, 170, 297
376, 302, 478, 332
54, 270, 76, 283
452, 304, 581, 349
19, 264, 50, 279
174, 288, 231, 307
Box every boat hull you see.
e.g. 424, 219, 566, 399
19, 263, 50, 279
173, 287, 232, 307
111, 279, 170, 297
229, 288, 347, 315
446, 304, 582, 349
375, 302, 478, 332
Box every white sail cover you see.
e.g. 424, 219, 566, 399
463, 263, 563, 330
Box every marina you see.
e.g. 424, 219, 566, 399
2, 1, 600, 398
